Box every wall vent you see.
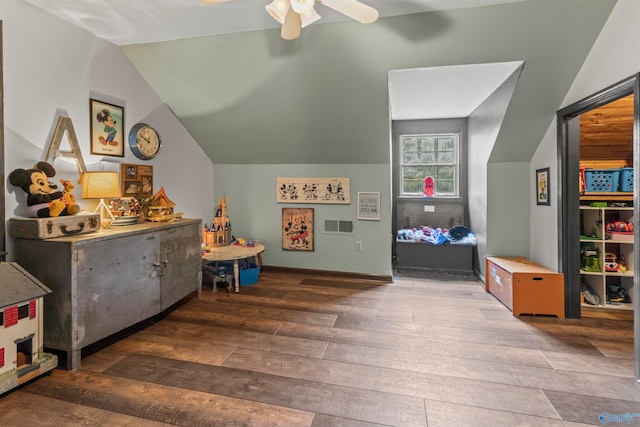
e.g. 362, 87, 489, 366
324, 220, 354, 234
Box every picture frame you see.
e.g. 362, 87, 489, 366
121, 163, 153, 197
276, 177, 350, 204
536, 167, 550, 206
282, 208, 314, 251
90, 99, 124, 157
357, 192, 381, 220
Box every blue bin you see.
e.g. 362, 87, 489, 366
584, 169, 620, 192
620, 167, 633, 192
240, 263, 260, 286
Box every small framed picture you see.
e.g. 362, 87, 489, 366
357, 192, 381, 220
121, 164, 153, 197
536, 167, 550, 206
125, 165, 137, 179
90, 99, 124, 157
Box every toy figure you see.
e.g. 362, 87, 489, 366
96, 108, 118, 146
423, 176, 435, 197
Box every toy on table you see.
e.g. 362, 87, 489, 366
203, 196, 232, 248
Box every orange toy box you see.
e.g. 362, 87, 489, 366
486, 256, 564, 318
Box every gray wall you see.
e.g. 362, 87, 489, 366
213, 164, 392, 276
124, 0, 615, 167
468, 67, 522, 278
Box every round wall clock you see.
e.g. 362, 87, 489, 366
128, 123, 162, 160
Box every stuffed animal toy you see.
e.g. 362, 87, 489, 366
9, 161, 80, 218
59, 179, 78, 208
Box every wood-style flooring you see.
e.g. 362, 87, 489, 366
0, 270, 638, 426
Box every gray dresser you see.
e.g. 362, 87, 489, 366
14, 218, 202, 370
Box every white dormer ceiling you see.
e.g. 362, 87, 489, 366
388, 62, 524, 120
24, 0, 527, 46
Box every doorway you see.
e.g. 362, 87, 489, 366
558, 73, 640, 379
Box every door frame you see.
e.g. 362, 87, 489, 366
557, 73, 640, 379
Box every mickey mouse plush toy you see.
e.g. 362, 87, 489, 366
9, 161, 80, 217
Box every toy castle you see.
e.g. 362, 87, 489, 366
204, 196, 232, 248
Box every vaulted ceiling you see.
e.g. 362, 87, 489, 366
24, 0, 528, 45
25, 0, 618, 164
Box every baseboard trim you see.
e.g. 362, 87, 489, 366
260, 265, 392, 283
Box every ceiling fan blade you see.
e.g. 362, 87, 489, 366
319, 0, 378, 24
281, 8, 302, 40
201, 0, 233, 4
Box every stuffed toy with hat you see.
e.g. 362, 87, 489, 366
9, 161, 80, 217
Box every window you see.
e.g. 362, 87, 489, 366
400, 133, 459, 197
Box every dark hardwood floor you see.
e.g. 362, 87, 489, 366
0, 270, 638, 426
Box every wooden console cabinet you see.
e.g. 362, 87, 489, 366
14, 219, 202, 370
486, 256, 564, 318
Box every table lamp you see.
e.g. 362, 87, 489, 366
81, 171, 121, 228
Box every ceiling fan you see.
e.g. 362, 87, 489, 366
201, 0, 379, 40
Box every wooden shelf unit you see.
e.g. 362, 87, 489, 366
580, 205, 634, 310
580, 192, 633, 202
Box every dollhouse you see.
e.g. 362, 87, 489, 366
147, 186, 183, 222
0, 262, 57, 394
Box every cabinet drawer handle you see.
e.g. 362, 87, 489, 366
59, 223, 86, 235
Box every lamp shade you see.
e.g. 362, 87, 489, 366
266, 0, 290, 24
81, 172, 121, 199
300, 8, 321, 28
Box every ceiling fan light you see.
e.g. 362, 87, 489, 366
290, 0, 315, 14
266, 0, 290, 24
300, 8, 321, 28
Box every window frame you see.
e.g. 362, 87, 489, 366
399, 132, 460, 198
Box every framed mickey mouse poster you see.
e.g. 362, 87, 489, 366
90, 98, 124, 157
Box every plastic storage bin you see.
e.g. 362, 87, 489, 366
620, 167, 634, 192
584, 169, 620, 192
240, 263, 260, 286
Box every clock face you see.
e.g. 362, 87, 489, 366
129, 123, 161, 160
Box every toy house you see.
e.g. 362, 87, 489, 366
147, 186, 183, 222
0, 262, 57, 394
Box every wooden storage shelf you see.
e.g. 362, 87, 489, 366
579, 205, 634, 311
580, 192, 633, 201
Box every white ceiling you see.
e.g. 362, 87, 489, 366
24, 0, 526, 46
388, 62, 523, 120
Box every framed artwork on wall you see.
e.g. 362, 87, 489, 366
357, 192, 381, 220
121, 163, 153, 197
90, 99, 124, 157
277, 177, 350, 204
282, 207, 314, 251
536, 167, 550, 206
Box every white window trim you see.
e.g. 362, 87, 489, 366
399, 133, 460, 198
